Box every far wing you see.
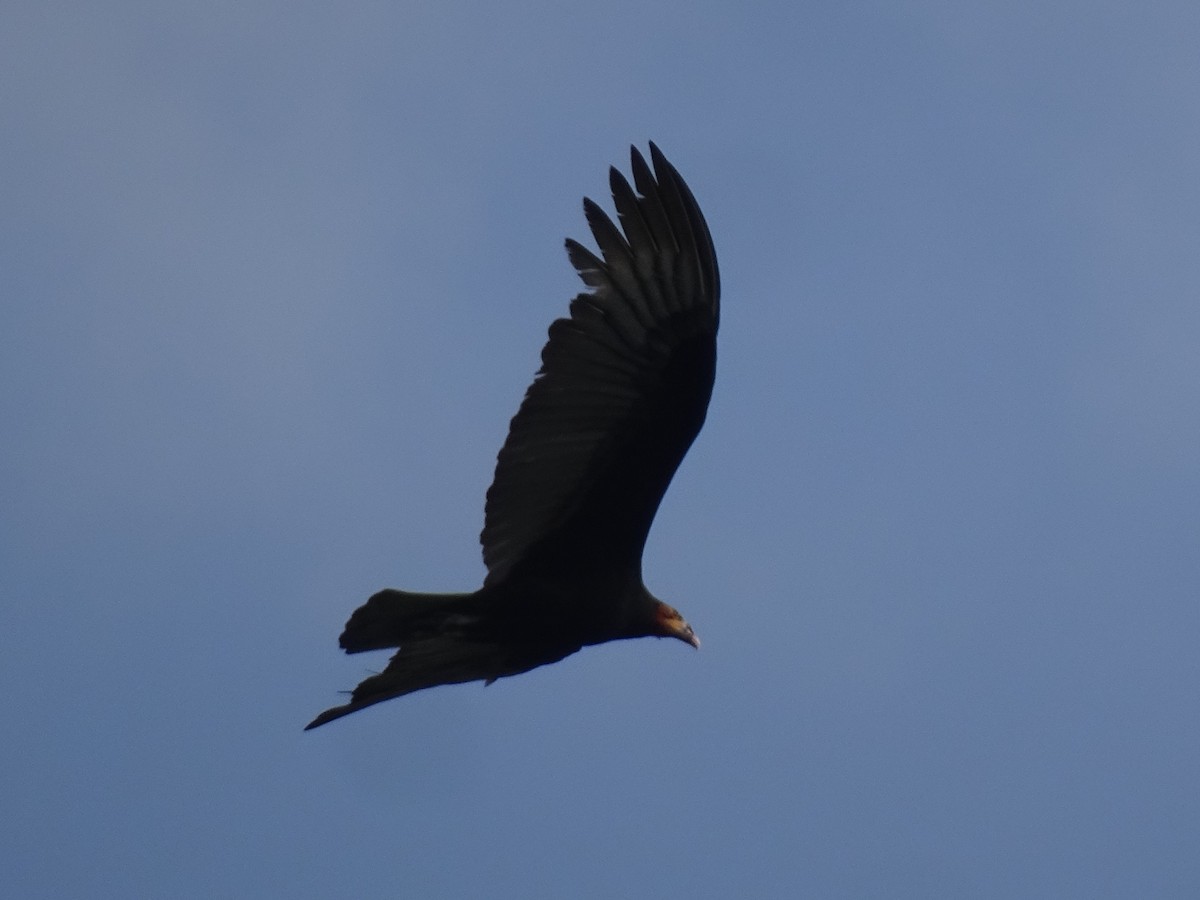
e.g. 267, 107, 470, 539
480, 144, 720, 585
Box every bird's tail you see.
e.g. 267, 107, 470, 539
337, 588, 475, 653
304, 633, 508, 730
306, 588, 505, 730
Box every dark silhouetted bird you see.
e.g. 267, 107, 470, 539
306, 143, 718, 730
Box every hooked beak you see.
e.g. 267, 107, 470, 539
653, 601, 700, 649
673, 620, 701, 650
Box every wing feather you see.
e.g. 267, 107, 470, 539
480, 144, 719, 585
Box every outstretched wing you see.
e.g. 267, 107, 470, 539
480, 144, 720, 586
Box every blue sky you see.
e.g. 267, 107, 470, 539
4, 2, 1199, 897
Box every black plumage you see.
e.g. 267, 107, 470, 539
307, 144, 718, 730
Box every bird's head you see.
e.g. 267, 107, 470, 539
652, 602, 700, 649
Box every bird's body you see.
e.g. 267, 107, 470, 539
307, 144, 718, 730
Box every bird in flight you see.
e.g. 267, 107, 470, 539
306, 143, 719, 730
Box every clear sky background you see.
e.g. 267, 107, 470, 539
4, 2, 1199, 897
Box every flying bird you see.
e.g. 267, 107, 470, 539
306, 143, 719, 730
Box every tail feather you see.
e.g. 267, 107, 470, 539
306, 587, 502, 730
306, 586, 579, 730
305, 635, 507, 730
338, 589, 475, 653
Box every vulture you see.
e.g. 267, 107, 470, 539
306, 143, 719, 730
